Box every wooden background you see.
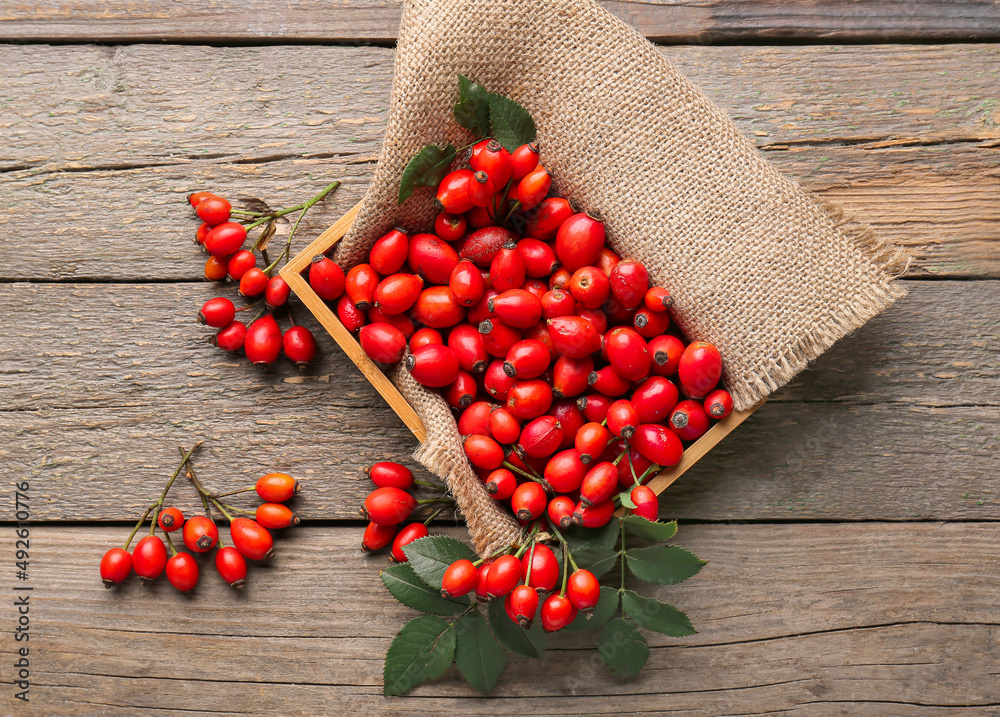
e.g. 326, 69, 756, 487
1, 2, 999, 714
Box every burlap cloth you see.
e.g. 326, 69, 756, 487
335, 0, 910, 557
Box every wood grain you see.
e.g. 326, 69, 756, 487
2, 0, 999, 44
5, 523, 997, 714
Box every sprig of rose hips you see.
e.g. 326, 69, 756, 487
188, 181, 340, 367
99, 442, 302, 593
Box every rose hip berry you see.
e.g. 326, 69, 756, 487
705, 388, 734, 419
204, 222, 246, 258
183, 515, 219, 553
132, 535, 168, 580
215, 546, 248, 589
555, 212, 605, 272
511, 481, 547, 522
630, 485, 659, 520
165, 552, 200, 592
282, 325, 317, 367
441, 558, 479, 597
521, 542, 559, 592
485, 554, 522, 598
244, 315, 282, 365
506, 584, 539, 627
464, 434, 505, 471
359, 322, 407, 364
230, 517, 274, 561
677, 341, 723, 399
256, 502, 299, 529
366, 461, 414, 490
255, 473, 299, 502
369, 228, 409, 275
364, 487, 417, 526
483, 468, 516, 500
227, 250, 256, 281
198, 297, 235, 328
567, 569, 601, 612
196, 196, 232, 225
309, 255, 346, 300
607, 399, 640, 439
406, 344, 460, 388
391, 523, 429, 563
100, 548, 132, 587
213, 320, 247, 351
546, 495, 576, 530
157, 507, 185, 532
670, 399, 712, 442
541, 593, 578, 632
265, 276, 291, 309
362, 521, 399, 552
238, 267, 268, 298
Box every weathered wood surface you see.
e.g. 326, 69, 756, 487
3, 0, 1000, 44
4, 523, 998, 715
3, 280, 999, 521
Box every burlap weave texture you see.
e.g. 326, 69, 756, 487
335, 0, 909, 556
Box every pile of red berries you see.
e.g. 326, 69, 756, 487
188, 182, 339, 367
99, 443, 301, 593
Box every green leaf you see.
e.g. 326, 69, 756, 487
381, 563, 470, 616
621, 590, 696, 637
563, 586, 619, 633
454, 610, 507, 693
565, 519, 620, 553
618, 490, 637, 509
598, 618, 649, 679
572, 546, 619, 579
626, 545, 706, 585
453, 75, 491, 138
623, 517, 678, 542
487, 599, 547, 658
383, 614, 458, 696
404, 535, 477, 590
488, 93, 536, 153
397, 144, 457, 204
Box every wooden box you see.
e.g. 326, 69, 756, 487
281, 202, 761, 497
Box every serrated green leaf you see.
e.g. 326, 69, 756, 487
563, 586, 620, 633
618, 490, 637, 509
454, 610, 507, 693
383, 614, 458, 696
397, 144, 457, 204
565, 519, 621, 553
487, 599, 547, 658
488, 93, 536, 153
626, 545, 706, 585
621, 590, 696, 637
381, 563, 470, 616
572, 546, 619, 579
623, 517, 678, 541
404, 535, 477, 590
453, 75, 491, 138
598, 618, 649, 678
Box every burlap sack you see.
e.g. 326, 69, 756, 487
335, 0, 909, 556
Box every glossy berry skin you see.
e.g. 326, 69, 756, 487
188, 191, 217, 209
519, 416, 563, 459
165, 552, 200, 592
100, 548, 132, 587
282, 325, 317, 367
644, 286, 674, 312
503, 339, 550, 379
410, 327, 443, 352
514, 166, 551, 211
510, 142, 540, 181
449, 260, 485, 307
572, 498, 615, 528
526, 196, 572, 240
345, 263, 379, 311
569, 266, 611, 310
470, 139, 513, 187
198, 297, 235, 328
213, 320, 247, 351
604, 327, 651, 381
204, 221, 247, 258
551, 355, 592, 400
549, 399, 585, 449
204, 255, 229, 282
521, 542, 559, 592
609, 260, 650, 309
648, 334, 685, 376
391, 523, 429, 563
369, 306, 415, 338
132, 535, 168, 580
574, 422, 610, 465
239, 267, 268, 298
244, 315, 282, 365
434, 212, 467, 242
511, 481, 547, 522
436, 169, 476, 215
630, 485, 659, 521
490, 241, 526, 293
196, 196, 231, 225
484, 468, 516, 500
485, 554, 522, 598
506, 379, 553, 421
547, 495, 576, 530
567, 569, 601, 612
458, 401, 493, 438
468, 170, 494, 207
227, 250, 257, 281
632, 424, 684, 467
491, 289, 542, 329
580, 462, 619, 507
475, 561, 493, 602
256, 502, 298, 529
157, 507, 184, 532
541, 593, 578, 632
517, 238, 559, 278
587, 366, 632, 397
543, 448, 587, 493
367, 461, 414, 490
445, 370, 477, 409
607, 399, 640, 439
406, 343, 460, 388
374, 273, 423, 315
618, 446, 655, 489
231, 518, 274, 561
369, 228, 410, 275
478, 319, 522, 358
546, 316, 602, 359
465, 205, 495, 230
265, 276, 291, 309
309, 256, 346, 301
631, 376, 680, 424
441, 558, 479, 598
359, 322, 407, 364
256, 472, 300, 502
362, 521, 398, 551
670, 399, 712, 442
541, 289, 577, 321
633, 307, 671, 338
489, 406, 521, 444
336, 294, 366, 332
183, 515, 219, 553
705, 388, 734, 419
596, 247, 621, 276
464, 434, 505, 471
215, 546, 248, 589
677, 341, 723, 399
548, 267, 572, 290
506, 584, 539, 627
411, 286, 466, 329
448, 323, 488, 373
460, 226, 516, 267
555, 213, 605, 272
577, 393, 612, 424
364, 487, 416, 526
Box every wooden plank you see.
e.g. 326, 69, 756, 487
2, 0, 999, 44
5, 523, 998, 714
2, 144, 999, 282
2, 44, 997, 172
